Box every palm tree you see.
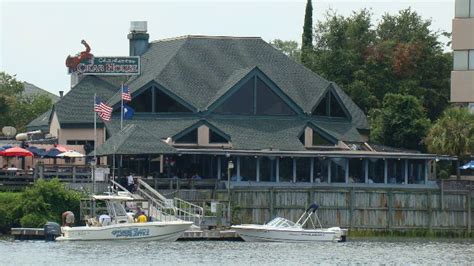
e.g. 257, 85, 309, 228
425, 107, 474, 179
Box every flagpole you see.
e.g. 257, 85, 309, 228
121, 82, 124, 130
92, 93, 97, 208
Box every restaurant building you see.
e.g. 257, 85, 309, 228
35, 22, 454, 187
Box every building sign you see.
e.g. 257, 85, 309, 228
77, 56, 140, 75
66, 40, 140, 75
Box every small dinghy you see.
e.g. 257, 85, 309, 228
232, 203, 347, 242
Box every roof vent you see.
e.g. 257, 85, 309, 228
130, 21, 147, 33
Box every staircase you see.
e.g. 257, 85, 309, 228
110, 179, 204, 226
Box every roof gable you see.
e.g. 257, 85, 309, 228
55, 76, 117, 125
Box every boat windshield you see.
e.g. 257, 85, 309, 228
265, 217, 298, 228
108, 201, 127, 217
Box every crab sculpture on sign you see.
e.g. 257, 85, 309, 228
65, 40, 94, 73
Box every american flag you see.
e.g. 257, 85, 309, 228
94, 96, 113, 121
122, 85, 131, 102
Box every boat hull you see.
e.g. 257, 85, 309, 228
232, 225, 346, 242
56, 221, 193, 241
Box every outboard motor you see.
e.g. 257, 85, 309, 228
44, 222, 61, 241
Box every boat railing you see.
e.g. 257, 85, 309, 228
137, 179, 203, 226
173, 197, 204, 226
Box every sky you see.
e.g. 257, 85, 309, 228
1, 0, 454, 95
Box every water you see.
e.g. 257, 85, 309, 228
0, 238, 473, 265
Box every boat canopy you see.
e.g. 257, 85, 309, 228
92, 195, 134, 201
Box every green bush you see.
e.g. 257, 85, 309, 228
20, 213, 50, 228
438, 170, 449, 180
20, 179, 83, 224
0, 192, 22, 234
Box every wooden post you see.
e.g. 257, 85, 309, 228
387, 189, 393, 230
276, 158, 280, 183
349, 188, 355, 228
384, 160, 388, 184
292, 158, 296, 183
345, 159, 349, 184
427, 191, 432, 232
256, 158, 260, 182
440, 179, 444, 210
269, 188, 274, 218
364, 159, 368, 183
467, 192, 472, 233
310, 158, 314, 183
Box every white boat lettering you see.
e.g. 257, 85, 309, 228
111, 228, 150, 238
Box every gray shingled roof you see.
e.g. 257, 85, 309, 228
54, 76, 117, 126
106, 36, 368, 129
95, 124, 176, 155
26, 109, 52, 132
23, 82, 59, 102
104, 115, 364, 152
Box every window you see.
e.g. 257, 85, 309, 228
174, 128, 198, 144
455, 0, 473, 17
348, 159, 365, 183
312, 130, 334, 146
256, 78, 295, 115
296, 158, 311, 182
155, 89, 191, 113
214, 76, 295, 115
214, 78, 254, 114
279, 157, 293, 182
209, 129, 228, 143
454, 50, 474, 70
239, 157, 257, 181
330, 158, 346, 183
312, 90, 349, 118
130, 87, 153, 112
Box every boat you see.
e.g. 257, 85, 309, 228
231, 203, 347, 242
55, 195, 193, 241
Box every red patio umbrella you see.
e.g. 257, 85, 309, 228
1, 147, 33, 157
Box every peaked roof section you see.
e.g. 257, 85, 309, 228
26, 108, 52, 132
95, 124, 176, 155
54, 76, 117, 126
105, 36, 368, 129
23, 82, 59, 102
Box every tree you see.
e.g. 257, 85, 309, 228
425, 107, 474, 179
270, 39, 301, 62
301, 0, 313, 67
0, 71, 53, 133
370, 93, 430, 150
309, 8, 451, 121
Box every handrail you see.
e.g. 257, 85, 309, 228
138, 179, 168, 202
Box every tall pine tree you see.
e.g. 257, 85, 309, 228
301, 0, 313, 67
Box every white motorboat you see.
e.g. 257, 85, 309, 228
56, 195, 193, 241
232, 204, 347, 242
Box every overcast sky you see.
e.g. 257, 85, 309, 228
1, 0, 454, 95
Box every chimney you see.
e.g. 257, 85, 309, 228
59, 91, 64, 98
127, 21, 149, 56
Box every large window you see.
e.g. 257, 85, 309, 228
174, 128, 198, 144
209, 129, 228, 144
296, 158, 311, 182
259, 157, 277, 182
155, 89, 191, 113
408, 160, 426, 184
312, 130, 335, 146
455, 0, 474, 17
314, 158, 329, 183
368, 159, 384, 183
214, 76, 296, 115
330, 158, 346, 183
312, 90, 349, 118
349, 159, 365, 183
214, 78, 254, 114
453, 50, 474, 70
279, 157, 293, 182
130, 88, 153, 112
387, 159, 404, 184
239, 157, 256, 181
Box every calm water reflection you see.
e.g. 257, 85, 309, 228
1, 238, 473, 265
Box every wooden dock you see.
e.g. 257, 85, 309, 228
10, 228, 242, 241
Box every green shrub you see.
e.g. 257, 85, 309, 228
20, 213, 50, 228
0, 192, 22, 233
20, 179, 83, 224
438, 170, 449, 179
